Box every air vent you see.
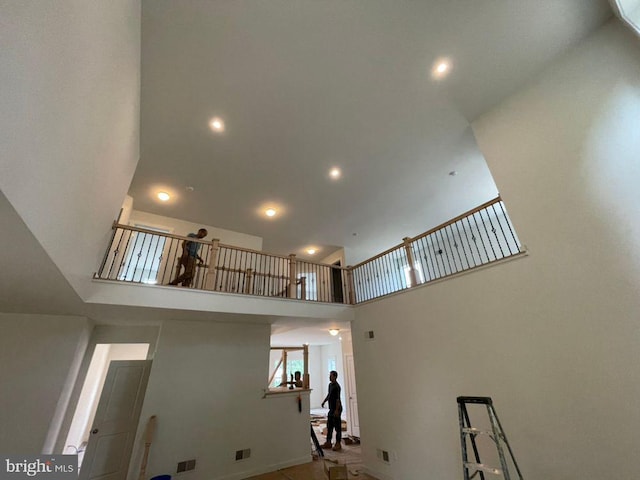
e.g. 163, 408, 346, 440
235, 448, 251, 461
376, 449, 390, 463
177, 459, 196, 473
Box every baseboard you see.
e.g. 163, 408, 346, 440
362, 465, 394, 480
213, 454, 312, 480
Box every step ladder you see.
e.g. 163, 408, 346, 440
311, 423, 324, 458
457, 396, 523, 480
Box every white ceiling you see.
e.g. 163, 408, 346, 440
271, 319, 352, 347
129, 0, 612, 265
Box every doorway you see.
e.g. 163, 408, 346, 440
63, 344, 149, 470
331, 261, 344, 303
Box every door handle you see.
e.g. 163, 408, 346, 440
91, 428, 99, 435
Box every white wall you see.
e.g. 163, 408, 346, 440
0, 0, 141, 298
308, 345, 324, 408
0, 313, 91, 454
352, 20, 640, 480
128, 319, 310, 480
320, 248, 346, 267
129, 210, 263, 251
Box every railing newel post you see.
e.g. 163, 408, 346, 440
300, 276, 307, 300
282, 350, 288, 387
204, 239, 220, 290
346, 266, 356, 304
288, 254, 297, 299
303, 344, 309, 389
403, 237, 419, 288
245, 268, 253, 294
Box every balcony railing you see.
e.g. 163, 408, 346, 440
94, 196, 524, 304
350, 197, 523, 303
95, 227, 351, 303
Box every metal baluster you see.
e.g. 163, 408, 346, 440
97, 225, 118, 278
483, 207, 505, 259
498, 201, 520, 253
477, 209, 498, 261
445, 224, 463, 274
455, 219, 473, 270
435, 228, 453, 275
492, 203, 515, 255
106, 227, 126, 279
470, 213, 491, 263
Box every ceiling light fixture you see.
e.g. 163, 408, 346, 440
209, 117, 225, 132
265, 208, 277, 217
431, 58, 452, 79
329, 328, 340, 336
307, 248, 317, 255
329, 167, 342, 179
157, 192, 170, 202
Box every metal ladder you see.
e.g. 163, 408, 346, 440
457, 396, 523, 480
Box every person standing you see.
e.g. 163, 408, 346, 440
169, 228, 208, 287
321, 370, 343, 451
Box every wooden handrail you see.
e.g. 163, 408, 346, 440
112, 222, 215, 246
214, 265, 288, 280
112, 222, 349, 270
217, 242, 350, 271
410, 196, 502, 243
349, 196, 503, 269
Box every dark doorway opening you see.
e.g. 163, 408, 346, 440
331, 261, 344, 303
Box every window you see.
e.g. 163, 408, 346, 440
270, 358, 304, 388
268, 346, 309, 392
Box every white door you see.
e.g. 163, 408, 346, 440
344, 354, 360, 437
79, 360, 152, 480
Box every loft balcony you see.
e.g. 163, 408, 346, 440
94, 196, 526, 308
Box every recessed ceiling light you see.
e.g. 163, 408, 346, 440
157, 192, 170, 201
186, 186, 195, 191
431, 58, 452, 79
209, 117, 225, 132
307, 248, 317, 255
265, 208, 277, 217
329, 167, 341, 179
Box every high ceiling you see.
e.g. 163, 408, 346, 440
128, 0, 611, 265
